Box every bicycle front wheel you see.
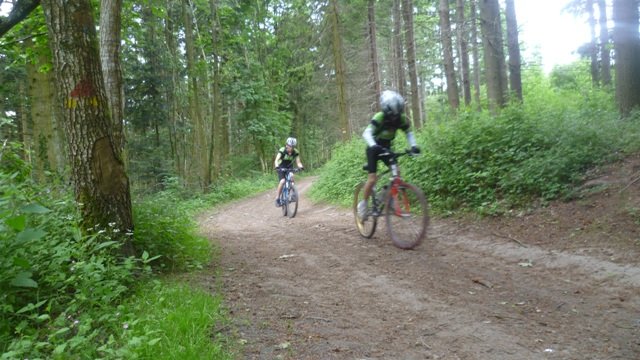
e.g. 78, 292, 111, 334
353, 182, 377, 238
286, 184, 298, 218
280, 190, 288, 216
385, 182, 429, 249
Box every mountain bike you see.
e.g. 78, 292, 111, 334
278, 168, 302, 218
353, 149, 429, 249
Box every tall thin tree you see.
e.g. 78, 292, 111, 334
99, 0, 125, 152
470, 0, 482, 107
392, 0, 406, 95
329, 0, 350, 140
597, 0, 612, 86
505, 0, 522, 101
612, 0, 640, 116
587, 0, 600, 85
479, 0, 507, 111
368, 0, 381, 111
440, 0, 460, 110
456, 0, 472, 106
403, 0, 423, 126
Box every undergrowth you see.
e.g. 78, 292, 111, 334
0, 144, 274, 358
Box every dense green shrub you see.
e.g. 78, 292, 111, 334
308, 140, 368, 207
0, 163, 143, 357
0, 142, 246, 358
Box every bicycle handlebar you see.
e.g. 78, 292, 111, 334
378, 148, 418, 159
276, 167, 303, 173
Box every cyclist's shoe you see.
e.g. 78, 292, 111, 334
275, 199, 281, 207
357, 200, 368, 221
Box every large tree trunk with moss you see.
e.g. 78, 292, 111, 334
505, 0, 522, 101
40, 0, 134, 255
479, 0, 508, 111
439, 0, 460, 111
613, 0, 640, 117
329, 0, 350, 140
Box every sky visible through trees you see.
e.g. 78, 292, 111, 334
0, 1, 595, 73
515, 0, 591, 72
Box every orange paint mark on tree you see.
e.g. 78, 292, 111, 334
70, 79, 95, 98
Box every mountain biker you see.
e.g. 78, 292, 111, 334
358, 90, 420, 219
274, 137, 304, 207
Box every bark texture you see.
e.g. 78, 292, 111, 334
40, 0, 134, 255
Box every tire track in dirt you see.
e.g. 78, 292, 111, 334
197, 177, 640, 359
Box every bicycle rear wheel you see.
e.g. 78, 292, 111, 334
286, 184, 298, 218
385, 182, 429, 249
353, 182, 377, 238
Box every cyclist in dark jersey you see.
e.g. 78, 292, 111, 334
274, 137, 304, 207
358, 90, 420, 219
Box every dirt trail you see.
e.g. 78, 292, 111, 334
197, 173, 640, 360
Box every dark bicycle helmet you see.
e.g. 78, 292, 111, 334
380, 90, 404, 116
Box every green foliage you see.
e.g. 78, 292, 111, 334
102, 280, 233, 360
311, 79, 640, 216
131, 171, 275, 271
0, 142, 237, 359
133, 193, 211, 272
308, 140, 367, 207
0, 152, 143, 358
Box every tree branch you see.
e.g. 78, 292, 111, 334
0, 0, 41, 38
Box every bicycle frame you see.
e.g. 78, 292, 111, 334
371, 151, 411, 216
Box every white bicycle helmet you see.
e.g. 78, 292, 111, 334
380, 90, 405, 116
286, 137, 297, 147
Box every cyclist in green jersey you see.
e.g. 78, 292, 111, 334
358, 90, 420, 219
274, 137, 304, 207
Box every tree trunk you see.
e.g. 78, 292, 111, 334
613, 0, 640, 117
329, 0, 350, 140
456, 0, 472, 106
587, 0, 600, 86
392, 0, 406, 95
210, 0, 224, 179
479, 0, 507, 111
470, 0, 482, 108
440, 0, 460, 111
402, 0, 423, 127
163, 0, 184, 181
183, 0, 207, 188
368, 0, 381, 112
597, 0, 612, 86
26, 38, 65, 181
505, 0, 522, 101
99, 0, 125, 153
40, 0, 134, 255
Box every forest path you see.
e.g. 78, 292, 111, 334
196, 176, 640, 359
